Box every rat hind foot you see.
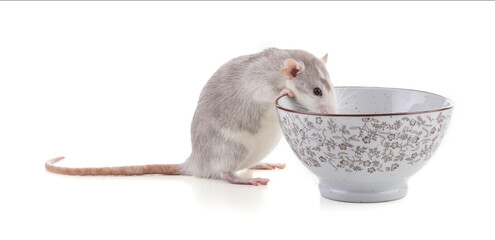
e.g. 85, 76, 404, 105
220, 172, 269, 186
249, 163, 286, 170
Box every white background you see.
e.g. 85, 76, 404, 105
1, 1, 494, 239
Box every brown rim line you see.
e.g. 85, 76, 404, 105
275, 86, 454, 117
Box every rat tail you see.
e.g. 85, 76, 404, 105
45, 156, 183, 176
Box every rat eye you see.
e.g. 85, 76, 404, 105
313, 88, 322, 96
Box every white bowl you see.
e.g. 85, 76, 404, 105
276, 87, 453, 202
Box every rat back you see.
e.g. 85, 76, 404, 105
183, 49, 287, 178
183, 48, 333, 179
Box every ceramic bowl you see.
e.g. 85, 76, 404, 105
276, 87, 453, 203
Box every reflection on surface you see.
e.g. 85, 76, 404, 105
183, 171, 271, 214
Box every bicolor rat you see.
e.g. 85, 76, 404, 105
45, 48, 338, 186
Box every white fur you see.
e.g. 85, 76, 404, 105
286, 79, 338, 114
220, 105, 282, 170
286, 80, 320, 112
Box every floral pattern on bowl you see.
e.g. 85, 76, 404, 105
275, 87, 453, 203
278, 111, 451, 173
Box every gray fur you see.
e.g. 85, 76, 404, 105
182, 48, 334, 179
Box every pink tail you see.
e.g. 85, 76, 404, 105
45, 157, 182, 176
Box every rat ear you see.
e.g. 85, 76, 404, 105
322, 53, 328, 64
280, 58, 302, 79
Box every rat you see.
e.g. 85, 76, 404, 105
45, 48, 338, 186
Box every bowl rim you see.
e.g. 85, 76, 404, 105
275, 86, 454, 117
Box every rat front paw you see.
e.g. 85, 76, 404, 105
278, 88, 295, 98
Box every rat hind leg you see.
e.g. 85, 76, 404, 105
186, 127, 276, 185
220, 172, 269, 186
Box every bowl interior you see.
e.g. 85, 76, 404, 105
277, 87, 453, 115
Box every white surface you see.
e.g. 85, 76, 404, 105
0, 1, 493, 239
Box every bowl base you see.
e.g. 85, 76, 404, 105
319, 183, 408, 203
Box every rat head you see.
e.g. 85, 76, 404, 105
280, 53, 338, 114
